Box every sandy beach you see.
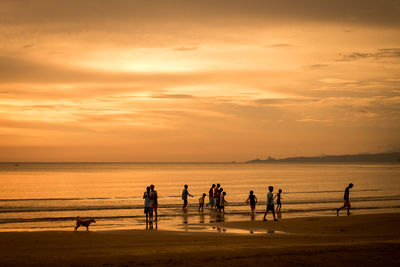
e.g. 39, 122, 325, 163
0, 213, 399, 266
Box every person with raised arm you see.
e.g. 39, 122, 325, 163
182, 184, 194, 211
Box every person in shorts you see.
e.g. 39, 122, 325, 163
150, 184, 158, 220
143, 186, 153, 222
182, 184, 193, 211
246, 190, 258, 214
199, 193, 206, 212
263, 186, 277, 221
337, 183, 354, 216
219, 192, 227, 213
274, 189, 282, 211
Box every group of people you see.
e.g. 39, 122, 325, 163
181, 183, 228, 213
245, 186, 283, 221
205, 184, 227, 212
142, 184, 158, 222
187, 183, 282, 218
143, 182, 354, 221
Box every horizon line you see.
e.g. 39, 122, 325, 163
1, 151, 398, 164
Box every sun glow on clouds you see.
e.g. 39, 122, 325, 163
73, 49, 200, 73
0, 0, 400, 161
68, 43, 303, 74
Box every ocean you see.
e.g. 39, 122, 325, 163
0, 162, 399, 231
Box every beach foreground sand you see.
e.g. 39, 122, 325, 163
0, 213, 399, 266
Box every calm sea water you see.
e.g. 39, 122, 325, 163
0, 163, 399, 231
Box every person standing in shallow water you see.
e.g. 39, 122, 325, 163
337, 183, 354, 216
216, 188, 223, 212
213, 183, 220, 209
263, 186, 278, 221
150, 184, 158, 220
274, 189, 283, 211
219, 191, 227, 213
143, 186, 153, 222
199, 193, 206, 212
207, 184, 216, 208
182, 184, 194, 211
246, 190, 257, 214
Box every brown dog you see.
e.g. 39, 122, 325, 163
74, 217, 96, 231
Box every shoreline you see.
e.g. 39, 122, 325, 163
0, 213, 399, 266
2, 212, 398, 234
2, 207, 400, 233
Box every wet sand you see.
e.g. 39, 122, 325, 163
0, 213, 399, 266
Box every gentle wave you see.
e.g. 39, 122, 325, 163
1, 205, 399, 224
1, 195, 399, 213
0, 197, 135, 202
284, 189, 383, 194
0, 189, 385, 202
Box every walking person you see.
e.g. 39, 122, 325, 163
143, 186, 153, 222
274, 189, 283, 211
246, 190, 257, 214
263, 186, 278, 221
182, 184, 194, 211
337, 183, 354, 216
150, 184, 158, 220
199, 193, 206, 212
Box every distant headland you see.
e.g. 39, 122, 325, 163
246, 152, 400, 163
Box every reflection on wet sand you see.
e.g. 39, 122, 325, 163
148, 208, 288, 235
277, 210, 282, 220
146, 207, 285, 232
146, 219, 158, 230
209, 226, 285, 235
199, 212, 205, 224
211, 226, 227, 233
216, 212, 225, 223
183, 210, 188, 224
208, 212, 224, 223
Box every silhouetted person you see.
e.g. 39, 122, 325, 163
150, 184, 158, 220
246, 190, 257, 214
199, 212, 205, 224
213, 183, 220, 210
199, 193, 206, 212
207, 184, 216, 208
182, 184, 193, 211
263, 186, 277, 221
337, 183, 354, 216
219, 191, 227, 213
143, 186, 153, 222
274, 189, 283, 211
215, 188, 223, 212
182, 210, 188, 224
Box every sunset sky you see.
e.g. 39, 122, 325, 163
1, 0, 399, 162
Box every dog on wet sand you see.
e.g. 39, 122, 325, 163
74, 217, 96, 231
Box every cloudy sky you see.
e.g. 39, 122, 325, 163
1, 0, 399, 161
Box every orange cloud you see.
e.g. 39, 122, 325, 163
0, 1, 399, 161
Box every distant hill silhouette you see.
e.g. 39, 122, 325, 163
246, 152, 400, 163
